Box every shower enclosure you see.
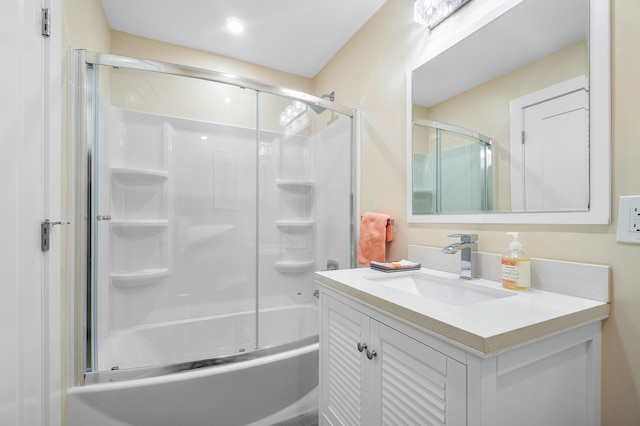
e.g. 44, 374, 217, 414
412, 119, 493, 214
68, 50, 356, 425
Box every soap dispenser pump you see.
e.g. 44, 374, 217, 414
501, 232, 531, 291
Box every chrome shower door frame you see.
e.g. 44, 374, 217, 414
72, 50, 358, 385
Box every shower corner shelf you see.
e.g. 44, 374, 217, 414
274, 260, 315, 273
276, 220, 315, 230
275, 179, 315, 191
110, 220, 169, 237
187, 224, 234, 244
111, 167, 169, 185
111, 219, 169, 227
111, 268, 169, 288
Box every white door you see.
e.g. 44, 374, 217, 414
374, 323, 467, 426
0, 0, 61, 425
509, 76, 589, 212
521, 90, 589, 211
321, 294, 371, 426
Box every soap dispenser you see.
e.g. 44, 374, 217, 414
501, 232, 531, 291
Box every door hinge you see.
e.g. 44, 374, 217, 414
41, 8, 51, 37
521, 131, 525, 144
41, 220, 70, 251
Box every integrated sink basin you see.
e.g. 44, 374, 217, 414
363, 271, 515, 306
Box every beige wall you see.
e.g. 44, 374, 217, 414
60, 0, 639, 424
62, 0, 111, 52
111, 31, 312, 94
316, 0, 640, 424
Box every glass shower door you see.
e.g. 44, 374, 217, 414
90, 63, 259, 372
256, 92, 354, 349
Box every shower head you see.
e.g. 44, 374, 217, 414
309, 91, 335, 114
309, 104, 326, 114
321, 91, 335, 102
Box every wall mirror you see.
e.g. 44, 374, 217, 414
407, 0, 610, 224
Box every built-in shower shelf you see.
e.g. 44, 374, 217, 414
276, 220, 315, 230
187, 225, 234, 244
112, 167, 169, 185
110, 220, 169, 237
111, 219, 169, 227
274, 260, 315, 273
111, 268, 169, 287
283, 244, 311, 252
276, 179, 315, 191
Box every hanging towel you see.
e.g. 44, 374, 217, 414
358, 212, 393, 265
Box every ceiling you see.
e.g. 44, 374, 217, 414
100, 0, 387, 78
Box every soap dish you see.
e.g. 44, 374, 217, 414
370, 260, 421, 273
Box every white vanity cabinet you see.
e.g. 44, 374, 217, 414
319, 282, 605, 426
320, 291, 467, 426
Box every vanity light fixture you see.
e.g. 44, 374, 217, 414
414, 0, 472, 29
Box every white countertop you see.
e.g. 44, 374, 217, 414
315, 267, 610, 357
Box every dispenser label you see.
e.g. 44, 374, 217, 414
501, 258, 531, 289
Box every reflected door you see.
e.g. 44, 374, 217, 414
521, 90, 589, 211
510, 78, 589, 212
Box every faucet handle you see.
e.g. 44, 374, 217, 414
447, 233, 478, 243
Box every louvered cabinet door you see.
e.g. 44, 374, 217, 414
321, 295, 370, 426
373, 323, 467, 426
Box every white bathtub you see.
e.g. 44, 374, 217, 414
97, 303, 319, 371
67, 304, 319, 426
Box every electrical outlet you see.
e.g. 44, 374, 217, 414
616, 196, 640, 244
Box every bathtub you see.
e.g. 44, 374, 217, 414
67, 304, 319, 426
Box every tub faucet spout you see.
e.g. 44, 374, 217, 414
442, 234, 478, 280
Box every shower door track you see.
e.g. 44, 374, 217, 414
84, 335, 318, 385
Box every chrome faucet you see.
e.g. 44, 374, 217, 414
442, 234, 478, 280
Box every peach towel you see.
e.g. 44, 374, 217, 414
358, 212, 393, 265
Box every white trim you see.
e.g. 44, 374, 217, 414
43, 0, 62, 424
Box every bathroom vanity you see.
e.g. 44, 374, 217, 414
315, 265, 609, 426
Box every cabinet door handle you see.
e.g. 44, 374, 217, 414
357, 342, 367, 352
366, 349, 377, 360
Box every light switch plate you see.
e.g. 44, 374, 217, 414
616, 196, 640, 244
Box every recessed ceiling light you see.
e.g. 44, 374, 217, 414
226, 17, 244, 34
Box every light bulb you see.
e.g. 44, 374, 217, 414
226, 17, 244, 34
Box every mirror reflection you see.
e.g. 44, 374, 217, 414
412, 119, 493, 214
411, 0, 588, 215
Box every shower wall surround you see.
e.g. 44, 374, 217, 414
95, 101, 351, 369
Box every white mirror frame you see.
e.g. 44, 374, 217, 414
406, 0, 610, 224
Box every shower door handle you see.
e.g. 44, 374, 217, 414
96, 215, 111, 221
